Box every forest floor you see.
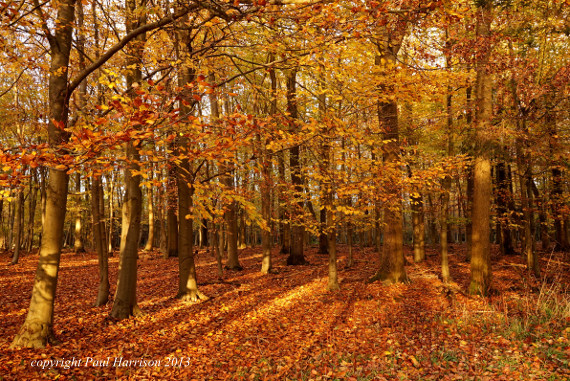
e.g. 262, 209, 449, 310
0, 244, 569, 380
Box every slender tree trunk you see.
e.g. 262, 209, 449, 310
318, 208, 328, 254
158, 178, 167, 254
111, 139, 143, 318
469, 1, 493, 295
26, 170, 38, 252
325, 140, 338, 290
73, 173, 85, 253
531, 180, 549, 251
465, 84, 474, 261
200, 218, 208, 248
268, 64, 289, 255
441, 90, 453, 282
278, 151, 291, 254
175, 20, 207, 301
223, 187, 241, 269
213, 225, 223, 279
11, 0, 76, 348
72, 3, 87, 254
11, 188, 24, 265
143, 167, 155, 251
38, 168, 47, 250
496, 161, 515, 255
260, 133, 273, 274
549, 112, 569, 251
260, 173, 272, 274
411, 190, 425, 263
166, 162, 179, 258
286, 69, 307, 265
110, 0, 146, 319
7, 190, 15, 250
92, 177, 109, 306
341, 139, 354, 268
524, 169, 539, 276
107, 172, 114, 255
176, 148, 204, 300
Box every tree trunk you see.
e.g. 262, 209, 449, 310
469, 1, 493, 296
465, 85, 474, 261
260, 134, 273, 274
25, 170, 38, 252
221, 153, 240, 269
278, 151, 291, 254
92, 177, 109, 306
175, 19, 207, 301
224, 195, 242, 269
107, 172, 115, 256
143, 167, 155, 251
11, 0, 75, 348
176, 146, 205, 300
440, 90, 453, 282
342, 139, 354, 268
200, 218, 208, 248
369, 34, 407, 284
157, 178, 167, 254
407, 167, 425, 263
325, 141, 338, 290
465, 166, 474, 260
166, 162, 179, 258
111, 140, 143, 318
11, 188, 24, 265
110, 0, 145, 319
496, 161, 515, 255
286, 69, 307, 266
532, 181, 549, 251
73, 173, 85, 253
441, 178, 451, 282
550, 112, 569, 251
318, 208, 328, 254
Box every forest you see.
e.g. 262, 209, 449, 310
0, 0, 569, 379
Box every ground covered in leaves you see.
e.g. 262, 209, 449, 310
1, 244, 569, 380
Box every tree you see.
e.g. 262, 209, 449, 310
368, 27, 408, 284
11, 0, 77, 348
469, 0, 494, 296
286, 68, 308, 266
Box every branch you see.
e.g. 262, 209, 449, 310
31, 0, 53, 45
68, 5, 199, 96
7, 0, 49, 28
0, 68, 26, 98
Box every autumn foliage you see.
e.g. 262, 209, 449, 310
1, 0, 570, 378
